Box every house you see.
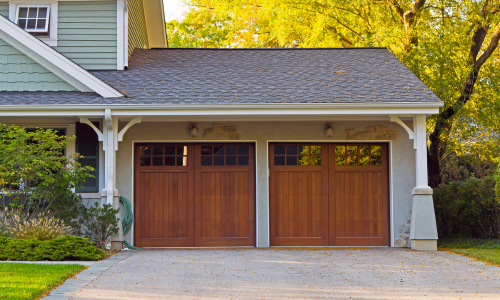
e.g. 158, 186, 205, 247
0, 0, 442, 251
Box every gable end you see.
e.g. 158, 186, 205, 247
0, 37, 77, 92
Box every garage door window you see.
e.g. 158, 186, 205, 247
274, 145, 322, 166
201, 145, 249, 166
139, 145, 188, 166
334, 145, 382, 166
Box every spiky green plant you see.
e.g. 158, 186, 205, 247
7, 213, 71, 241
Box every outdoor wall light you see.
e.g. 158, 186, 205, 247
325, 123, 334, 138
189, 123, 198, 138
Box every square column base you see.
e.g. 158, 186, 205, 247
411, 239, 437, 251
110, 241, 123, 251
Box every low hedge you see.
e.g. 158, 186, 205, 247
0, 235, 108, 261
434, 176, 500, 239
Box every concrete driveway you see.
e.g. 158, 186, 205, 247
55, 248, 500, 299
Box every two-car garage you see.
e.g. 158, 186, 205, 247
134, 143, 389, 248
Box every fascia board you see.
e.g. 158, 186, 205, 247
143, 0, 167, 48
0, 102, 444, 111
0, 16, 123, 98
0, 103, 442, 117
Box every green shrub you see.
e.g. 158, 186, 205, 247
0, 124, 94, 220
0, 235, 107, 261
434, 176, 500, 239
80, 202, 119, 249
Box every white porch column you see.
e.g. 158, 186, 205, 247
410, 114, 438, 251
101, 109, 123, 250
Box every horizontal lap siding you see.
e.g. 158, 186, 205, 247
0, 38, 76, 91
0, 2, 8, 17
127, 0, 149, 59
55, 1, 117, 70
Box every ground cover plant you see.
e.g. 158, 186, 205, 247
0, 235, 108, 261
0, 263, 85, 300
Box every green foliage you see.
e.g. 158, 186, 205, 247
5, 213, 71, 240
172, 0, 500, 170
0, 124, 94, 220
440, 154, 496, 184
495, 164, 500, 201
434, 176, 500, 239
80, 202, 119, 249
167, 8, 232, 48
0, 263, 85, 300
0, 235, 107, 261
438, 238, 500, 249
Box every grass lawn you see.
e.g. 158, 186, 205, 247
0, 263, 86, 300
450, 249, 500, 266
438, 238, 500, 267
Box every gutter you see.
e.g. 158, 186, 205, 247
0, 102, 444, 111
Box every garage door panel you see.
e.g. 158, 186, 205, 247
135, 143, 254, 248
270, 144, 329, 246
271, 143, 389, 247
331, 170, 387, 239
199, 171, 252, 242
194, 144, 255, 247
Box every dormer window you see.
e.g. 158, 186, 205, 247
15, 5, 50, 36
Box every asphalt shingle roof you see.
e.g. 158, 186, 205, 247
0, 48, 441, 105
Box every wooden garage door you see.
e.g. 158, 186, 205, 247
270, 144, 389, 246
134, 143, 255, 247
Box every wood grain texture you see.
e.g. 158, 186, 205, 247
135, 143, 255, 248
270, 143, 389, 247
269, 144, 329, 246
195, 144, 255, 247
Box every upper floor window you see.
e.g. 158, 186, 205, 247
15, 5, 50, 36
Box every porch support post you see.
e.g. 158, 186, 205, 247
410, 114, 438, 251
101, 109, 123, 251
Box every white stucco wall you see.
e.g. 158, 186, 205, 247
116, 120, 416, 247
0, 117, 416, 247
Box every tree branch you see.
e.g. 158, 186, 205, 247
476, 22, 500, 69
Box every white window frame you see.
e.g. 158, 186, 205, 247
15, 5, 51, 34
9, 1, 58, 46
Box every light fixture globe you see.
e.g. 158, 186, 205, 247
189, 123, 198, 138
325, 123, 334, 138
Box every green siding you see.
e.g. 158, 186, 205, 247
0, 38, 77, 92
55, 1, 117, 70
0, 2, 8, 17
127, 0, 149, 58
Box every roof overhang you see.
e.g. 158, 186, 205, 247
0, 15, 123, 98
0, 102, 443, 118
143, 0, 167, 48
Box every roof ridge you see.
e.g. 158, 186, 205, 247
150, 47, 388, 51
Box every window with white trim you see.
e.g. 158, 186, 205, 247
15, 5, 50, 36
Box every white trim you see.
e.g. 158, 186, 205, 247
414, 114, 430, 190
117, 118, 141, 143
0, 102, 444, 111
0, 14, 123, 97
389, 140, 394, 247
389, 115, 416, 149
79, 117, 104, 141
14, 5, 50, 33
124, 2, 129, 68
9, 1, 58, 46
116, 0, 125, 70
0, 105, 442, 118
